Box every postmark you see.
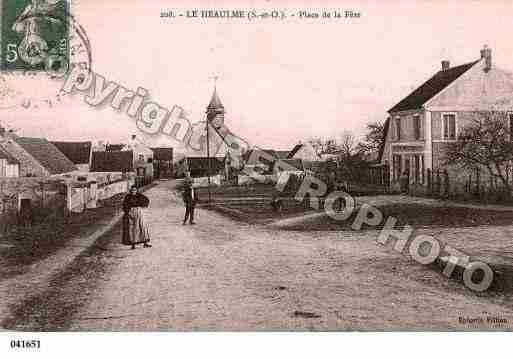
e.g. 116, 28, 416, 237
1, 0, 70, 73
0, 0, 92, 110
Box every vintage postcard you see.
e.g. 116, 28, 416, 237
1, 0, 513, 352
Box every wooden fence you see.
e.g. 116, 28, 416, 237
405, 167, 513, 202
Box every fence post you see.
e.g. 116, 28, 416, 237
66, 183, 72, 215
443, 169, 450, 198
89, 181, 98, 208
475, 168, 480, 199
435, 169, 441, 197
426, 168, 431, 195
40, 182, 45, 211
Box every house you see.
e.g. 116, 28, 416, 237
14, 137, 78, 176
275, 150, 291, 160
150, 147, 173, 178
273, 158, 304, 176
381, 46, 513, 187
242, 149, 279, 174
287, 142, 321, 161
106, 143, 124, 152
176, 156, 225, 178
0, 147, 19, 177
122, 135, 153, 163
51, 141, 92, 172
95, 135, 154, 179
0, 129, 77, 177
90, 150, 134, 173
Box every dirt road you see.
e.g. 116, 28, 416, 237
3, 180, 513, 331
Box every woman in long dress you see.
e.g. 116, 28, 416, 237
122, 185, 152, 250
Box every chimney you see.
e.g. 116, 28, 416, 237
441, 60, 450, 71
481, 45, 492, 72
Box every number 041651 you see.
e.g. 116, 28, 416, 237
10, 340, 40, 349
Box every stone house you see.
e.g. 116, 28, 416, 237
0, 130, 77, 177
381, 46, 513, 190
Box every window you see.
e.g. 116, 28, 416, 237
138, 154, 144, 161
395, 118, 401, 140
413, 115, 421, 140
442, 113, 456, 139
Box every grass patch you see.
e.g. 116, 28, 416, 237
195, 183, 296, 201
202, 198, 317, 225
281, 203, 513, 231
0, 193, 125, 280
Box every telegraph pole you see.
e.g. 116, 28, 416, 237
206, 114, 212, 203
206, 76, 219, 204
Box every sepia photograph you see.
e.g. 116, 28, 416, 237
0, 0, 513, 357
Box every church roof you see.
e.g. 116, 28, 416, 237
207, 88, 224, 110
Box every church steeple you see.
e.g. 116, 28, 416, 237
207, 87, 224, 111
206, 77, 225, 126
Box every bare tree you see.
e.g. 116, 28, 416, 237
357, 120, 385, 155
444, 111, 513, 194
306, 136, 339, 155
338, 131, 358, 160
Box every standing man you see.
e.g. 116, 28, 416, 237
182, 171, 196, 225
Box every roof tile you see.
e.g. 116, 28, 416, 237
15, 137, 77, 174
389, 61, 478, 113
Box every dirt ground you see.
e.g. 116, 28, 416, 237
2, 181, 513, 331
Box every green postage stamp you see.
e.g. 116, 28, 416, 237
0, 0, 69, 72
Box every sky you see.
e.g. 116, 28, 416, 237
2, 0, 513, 153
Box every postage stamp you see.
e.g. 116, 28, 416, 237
0, 0, 69, 73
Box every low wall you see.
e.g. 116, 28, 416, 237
193, 175, 222, 187
0, 174, 134, 231
68, 179, 132, 213
238, 174, 277, 185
